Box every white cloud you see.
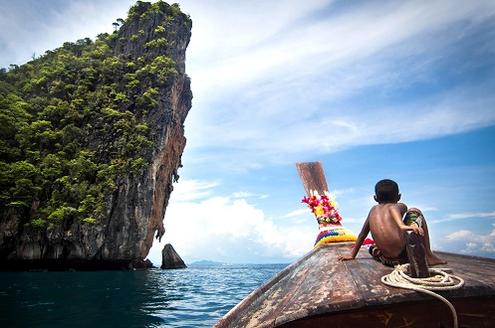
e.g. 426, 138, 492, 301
188, 0, 495, 98
432, 211, 495, 224
448, 211, 495, 220
445, 230, 475, 241
413, 206, 438, 213
171, 179, 220, 202
340, 217, 361, 224
181, 0, 495, 170
332, 188, 356, 197
282, 208, 309, 219
482, 242, 495, 253
147, 179, 316, 264
187, 81, 495, 171
231, 191, 269, 199
0, 0, 132, 67
463, 242, 479, 254
184, 0, 332, 95
444, 224, 495, 254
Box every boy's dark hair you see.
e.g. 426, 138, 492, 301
375, 179, 399, 203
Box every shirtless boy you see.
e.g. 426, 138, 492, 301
338, 179, 445, 266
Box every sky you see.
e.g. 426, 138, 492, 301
1, 0, 494, 265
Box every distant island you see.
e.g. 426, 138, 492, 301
189, 260, 225, 267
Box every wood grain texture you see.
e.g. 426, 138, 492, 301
214, 243, 495, 328
295, 162, 329, 196
405, 232, 429, 278
278, 297, 495, 328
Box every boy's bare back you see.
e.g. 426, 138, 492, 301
338, 179, 445, 266
368, 203, 408, 258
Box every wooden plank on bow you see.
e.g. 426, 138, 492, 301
296, 161, 329, 196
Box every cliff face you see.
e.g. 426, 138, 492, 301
0, 1, 192, 270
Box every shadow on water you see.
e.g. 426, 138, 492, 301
0, 264, 286, 328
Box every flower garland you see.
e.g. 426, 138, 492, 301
301, 190, 357, 247
301, 190, 342, 225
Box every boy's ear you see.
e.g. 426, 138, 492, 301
397, 193, 401, 201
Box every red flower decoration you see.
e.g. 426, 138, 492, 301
301, 192, 343, 225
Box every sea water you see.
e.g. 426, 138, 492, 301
0, 264, 287, 328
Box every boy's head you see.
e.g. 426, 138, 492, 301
374, 179, 400, 203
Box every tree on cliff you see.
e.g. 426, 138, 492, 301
1, 0, 192, 269
0, 1, 190, 230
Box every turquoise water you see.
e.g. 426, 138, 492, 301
0, 264, 287, 327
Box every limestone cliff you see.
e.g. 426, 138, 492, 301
0, 1, 192, 270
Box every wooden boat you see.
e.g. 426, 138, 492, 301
214, 243, 495, 328
214, 243, 495, 327
214, 162, 495, 327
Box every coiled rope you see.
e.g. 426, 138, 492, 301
381, 264, 464, 328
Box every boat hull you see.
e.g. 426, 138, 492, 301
214, 243, 495, 328
277, 296, 495, 328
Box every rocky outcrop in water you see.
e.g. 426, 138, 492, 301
161, 243, 186, 269
0, 1, 192, 270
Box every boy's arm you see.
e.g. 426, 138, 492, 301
390, 206, 424, 236
338, 213, 370, 261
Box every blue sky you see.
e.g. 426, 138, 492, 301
1, 0, 494, 264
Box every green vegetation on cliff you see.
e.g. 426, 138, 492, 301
0, 1, 190, 228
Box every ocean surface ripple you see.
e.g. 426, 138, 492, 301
0, 264, 287, 327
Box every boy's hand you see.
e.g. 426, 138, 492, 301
337, 255, 354, 261
409, 224, 424, 236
